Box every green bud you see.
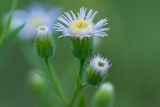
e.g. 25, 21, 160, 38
35, 24, 54, 59
87, 67, 103, 86
71, 37, 93, 60
93, 82, 114, 107
86, 54, 111, 86
28, 70, 48, 93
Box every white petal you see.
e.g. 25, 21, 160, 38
90, 11, 98, 21
94, 19, 108, 29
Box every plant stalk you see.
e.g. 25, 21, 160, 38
44, 58, 66, 105
68, 84, 88, 107
79, 59, 85, 80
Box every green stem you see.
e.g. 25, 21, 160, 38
79, 59, 85, 80
68, 84, 88, 107
68, 87, 79, 107
68, 59, 86, 107
44, 58, 66, 105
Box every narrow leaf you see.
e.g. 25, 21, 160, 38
0, 24, 24, 48
0, 0, 17, 39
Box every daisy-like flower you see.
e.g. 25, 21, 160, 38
87, 54, 111, 86
56, 7, 109, 39
5, 4, 60, 40
90, 54, 111, 75
35, 24, 54, 59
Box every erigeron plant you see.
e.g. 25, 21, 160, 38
33, 7, 114, 107
1, 3, 114, 106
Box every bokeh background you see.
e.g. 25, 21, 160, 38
0, 0, 160, 107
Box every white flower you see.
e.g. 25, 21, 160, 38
36, 24, 52, 39
7, 4, 60, 40
56, 7, 109, 39
90, 54, 111, 75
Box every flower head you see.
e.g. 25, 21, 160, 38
35, 24, 54, 59
90, 54, 111, 75
56, 7, 109, 39
86, 54, 111, 86
36, 24, 52, 39
6, 4, 60, 40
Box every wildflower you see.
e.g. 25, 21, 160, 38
35, 24, 54, 59
56, 7, 109, 60
86, 54, 111, 86
6, 4, 60, 40
56, 7, 109, 39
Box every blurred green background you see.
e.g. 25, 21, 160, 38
0, 0, 160, 107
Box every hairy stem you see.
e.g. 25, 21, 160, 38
44, 58, 66, 105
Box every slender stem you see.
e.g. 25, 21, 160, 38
68, 84, 88, 107
79, 59, 85, 80
68, 59, 86, 107
68, 88, 80, 107
44, 58, 66, 105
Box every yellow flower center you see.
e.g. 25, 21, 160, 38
98, 61, 105, 67
39, 26, 47, 31
70, 19, 93, 33
28, 17, 44, 30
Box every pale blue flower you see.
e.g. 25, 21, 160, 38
8, 4, 60, 40
56, 7, 109, 39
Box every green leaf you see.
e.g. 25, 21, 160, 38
0, 0, 17, 39
0, 24, 24, 48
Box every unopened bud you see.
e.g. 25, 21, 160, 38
93, 82, 114, 107
35, 24, 54, 59
28, 70, 47, 93
86, 54, 111, 86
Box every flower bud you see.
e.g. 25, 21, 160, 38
28, 70, 48, 93
71, 37, 93, 60
86, 54, 111, 86
35, 24, 54, 59
93, 82, 114, 107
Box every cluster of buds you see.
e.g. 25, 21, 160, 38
34, 7, 112, 86
35, 7, 111, 86
32, 6, 114, 107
